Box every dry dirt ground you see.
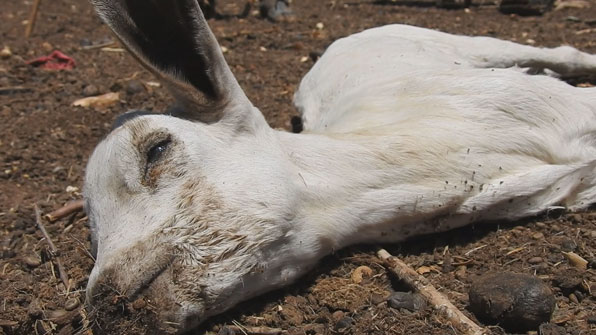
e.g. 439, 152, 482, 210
1, 0, 596, 334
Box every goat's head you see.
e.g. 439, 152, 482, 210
84, 0, 305, 332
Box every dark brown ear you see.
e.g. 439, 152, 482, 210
91, 0, 251, 123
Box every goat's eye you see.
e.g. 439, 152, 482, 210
147, 139, 171, 165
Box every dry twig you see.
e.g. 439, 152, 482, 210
25, 0, 42, 38
34, 204, 70, 288
225, 325, 285, 335
377, 249, 486, 335
45, 199, 84, 222
0, 86, 33, 95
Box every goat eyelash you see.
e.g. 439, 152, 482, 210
146, 138, 172, 165
141, 134, 173, 185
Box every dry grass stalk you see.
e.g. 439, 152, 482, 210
34, 204, 70, 288
225, 324, 285, 335
25, 0, 42, 38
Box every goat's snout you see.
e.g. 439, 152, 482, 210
85, 241, 203, 333
86, 263, 184, 334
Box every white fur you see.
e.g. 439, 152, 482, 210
83, 8, 596, 332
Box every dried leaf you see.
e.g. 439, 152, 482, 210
562, 252, 588, 270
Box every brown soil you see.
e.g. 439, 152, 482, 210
1, 0, 595, 334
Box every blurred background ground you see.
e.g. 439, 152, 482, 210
0, 0, 595, 334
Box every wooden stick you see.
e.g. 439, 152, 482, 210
377, 249, 486, 335
0, 86, 33, 95
45, 199, 84, 222
34, 204, 70, 288
25, 0, 43, 38
225, 325, 284, 335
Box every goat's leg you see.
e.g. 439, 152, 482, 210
463, 36, 596, 78
259, 0, 294, 21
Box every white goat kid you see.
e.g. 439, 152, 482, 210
85, 0, 596, 332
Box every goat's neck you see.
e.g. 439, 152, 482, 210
207, 128, 486, 316
278, 130, 423, 248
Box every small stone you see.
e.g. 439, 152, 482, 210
387, 292, 426, 312
1, 248, 16, 259
0, 46, 12, 59
532, 232, 544, 240
47, 309, 71, 326
27, 300, 43, 319
64, 298, 79, 311
217, 326, 235, 335
334, 316, 354, 332
553, 268, 583, 293
331, 310, 344, 322
534, 262, 549, 274
23, 255, 41, 267
455, 265, 467, 279
442, 256, 454, 273
535, 222, 546, 228
539, 323, 566, 335
82, 84, 99, 97
42, 42, 53, 51
568, 214, 582, 223
303, 324, 326, 334
573, 290, 584, 302
66, 185, 79, 193
126, 79, 145, 95
528, 257, 543, 264
370, 292, 387, 305
131, 298, 146, 310
568, 293, 578, 304
559, 238, 577, 252
79, 38, 92, 47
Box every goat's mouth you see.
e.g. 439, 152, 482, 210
85, 239, 206, 333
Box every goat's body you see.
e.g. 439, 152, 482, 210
84, 5, 596, 332
285, 25, 596, 250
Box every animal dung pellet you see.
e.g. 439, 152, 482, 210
126, 80, 145, 95
468, 272, 555, 332
131, 298, 147, 310
64, 298, 80, 311
527, 257, 543, 265
23, 255, 41, 267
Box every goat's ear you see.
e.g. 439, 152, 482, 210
91, 0, 251, 123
